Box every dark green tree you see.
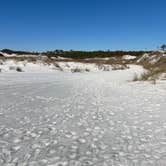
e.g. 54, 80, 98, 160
160, 44, 166, 51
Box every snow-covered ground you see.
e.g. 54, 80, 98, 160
123, 55, 137, 60
0, 66, 166, 166
0, 60, 121, 73
0, 60, 56, 73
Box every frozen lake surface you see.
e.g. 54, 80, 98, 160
0, 68, 166, 166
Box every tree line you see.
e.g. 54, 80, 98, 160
44, 50, 150, 59
1, 49, 151, 59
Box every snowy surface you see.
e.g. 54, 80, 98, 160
0, 60, 114, 73
0, 52, 16, 57
123, 55, 136, 60
0, 60, 57, 73
137, 53, 166, 64
0, 52, 38, 58
0, 66, 166, 166
56, 62, 112, 72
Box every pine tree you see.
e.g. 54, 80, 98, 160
160, 44, 166, 51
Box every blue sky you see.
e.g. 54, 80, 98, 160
0, 0, 166, 51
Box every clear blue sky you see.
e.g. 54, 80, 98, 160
0, 0, 165, 51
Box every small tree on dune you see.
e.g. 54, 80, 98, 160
160, 44, 166, 51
